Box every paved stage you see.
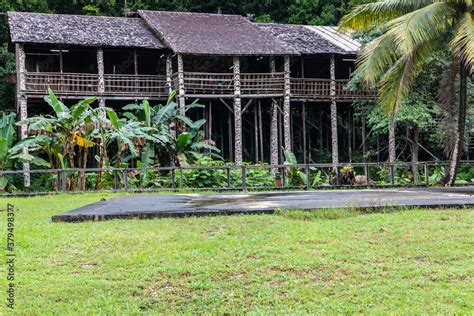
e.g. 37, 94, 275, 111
52, 187, 474, 222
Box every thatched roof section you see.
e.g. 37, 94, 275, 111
138, 10, 297, 56
7, 12, 165, 49
257, 23, 360, 55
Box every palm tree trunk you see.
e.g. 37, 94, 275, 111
388, 113, 397, 164
445, 63, 468, 186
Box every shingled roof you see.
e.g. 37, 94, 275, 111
257, 23, 360, 55
138, 10, 297, 56
7, 12, 165, 49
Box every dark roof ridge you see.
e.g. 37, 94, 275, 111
137, 9, 246, 18
7, 11, 137, 20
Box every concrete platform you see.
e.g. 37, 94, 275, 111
52, 187, 474, 222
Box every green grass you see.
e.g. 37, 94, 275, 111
0, 193, 473, 314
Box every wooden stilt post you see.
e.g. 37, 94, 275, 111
166, 54, 173, 93
97, 48, 106, 111
233, 56, 242, 165
258, 100, 264, 162
228, 107, 233, 161
319, 110, 323, 151
208, 101, 213, 141
270, 57, 279, 169
362, 115, 367, 160
348, 109, 353, 163
177, 54, 186, 117
166, 54, 176, 137
330, 54, 339, 173
16, 44, 30, 188
302, 102, 307, 164
278, 101, 283, 163
254, 106, 259, 162
283, 56, 291, 151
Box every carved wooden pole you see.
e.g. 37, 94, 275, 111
177, 54, 186, 116
330, 54, 339, 172
166, 55, 176, 137
233, 56, 242, 165
270, 57, 279, 169
97, 48, 105, 111
166, 54, 173, 94
16, 44, 30, 188
283, 55, 291, 152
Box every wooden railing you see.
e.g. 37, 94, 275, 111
23, 72, 374, 100
292, 78, 376, 100
241, 73, 284, 96
24, 72, 168, 98
172, 72, 285, 96
173, 72, 234, 96
104, 74, 168, 97
25, 72, 99, 96
291, 78, 332, 98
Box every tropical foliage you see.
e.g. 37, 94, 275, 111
14, 89, 220, 191
340, 0, 474, 185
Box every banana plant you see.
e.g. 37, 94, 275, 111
0, 112, 49, 190
122, 92, 221, 167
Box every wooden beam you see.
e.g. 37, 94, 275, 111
233, 56, 243, 165
219, 98, 233, 113
330, 54, 339, 171
283, 55, 291, 151
241, 99, 254, 114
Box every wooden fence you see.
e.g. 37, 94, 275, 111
0, 161, 472, 196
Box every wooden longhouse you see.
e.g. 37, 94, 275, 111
7, 10, 373, 168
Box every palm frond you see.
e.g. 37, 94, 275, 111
378, 38, 435, 113
451, 12, 474, 72
355, 33, 399, 87
339, 0, 435, 31
386, 2, 452, 54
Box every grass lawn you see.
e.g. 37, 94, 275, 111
0, 193, 473, 314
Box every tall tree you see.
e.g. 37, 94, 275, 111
340, 0, 474, 185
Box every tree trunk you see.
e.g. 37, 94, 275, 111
388, 113, 397, 164
80, 147, 88, 191
68, 140, 76, 191
445, 63, 468, 186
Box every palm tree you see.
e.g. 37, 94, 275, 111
340, 0, 473, 185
